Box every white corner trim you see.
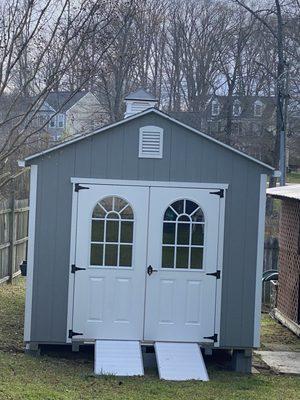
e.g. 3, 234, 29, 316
214, 191, 226, 347
66, 184, 79, 342
70, 177, 229, 190
24, 165, 38, 342
253, 174, 267, 347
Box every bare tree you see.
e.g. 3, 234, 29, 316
0, 0, 129, 189
214, 5, 255, 144
232, 0, 291, 184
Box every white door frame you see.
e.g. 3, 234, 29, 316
66, 178, 227, 345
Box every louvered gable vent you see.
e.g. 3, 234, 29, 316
139, 126, 163, 158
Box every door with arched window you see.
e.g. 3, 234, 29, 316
72, 184, 149, 340
144, 187, 221, 342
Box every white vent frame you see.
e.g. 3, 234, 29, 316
139, 125, 163, 159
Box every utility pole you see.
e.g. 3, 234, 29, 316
279, 62, 290, 186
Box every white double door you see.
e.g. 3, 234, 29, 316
72, 184, 221, 342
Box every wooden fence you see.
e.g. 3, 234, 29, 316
0, 198, 29, 284
262, 236, 279, 306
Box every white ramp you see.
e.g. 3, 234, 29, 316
94, 340, 144, 376
155, 342, 209, 381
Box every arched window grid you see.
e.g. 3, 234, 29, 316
90, 196, 134, 267
162, 199, 205, 270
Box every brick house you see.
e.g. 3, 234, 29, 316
171, 95, 300, 169
171, 95, 277, 166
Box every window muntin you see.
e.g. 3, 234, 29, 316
162, 199, 205, 270
90, 196, 134, 267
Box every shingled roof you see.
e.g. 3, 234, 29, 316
125, 88, 157, 102
45, 91, 88, 113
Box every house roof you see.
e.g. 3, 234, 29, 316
45, 91, 89, 113
125, 88, 157, 102
169, 112, 204, 131
24, 108, 274, 171
169, 96, 276, 133
267, 184, 300, 201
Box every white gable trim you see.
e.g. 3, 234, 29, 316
24, 108, 273, 170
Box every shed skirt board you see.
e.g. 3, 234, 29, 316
94, 340, 144, 376
155, 342, 209, 381
71, 183, 222, 343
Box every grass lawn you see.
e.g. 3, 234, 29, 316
287, 172, 300, 184
0, 278, 299, 400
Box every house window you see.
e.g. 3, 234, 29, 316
139, 125, 163, 158
38, 114, 47, 127
49, 115, 56, 128
90, 196, 134, 267
57, 114, 64, 128
232, 121, 241, 135
162, 199, 205, 269
254, 101, 263, 117
211, 100, 220, 116
233, 100, 241, 117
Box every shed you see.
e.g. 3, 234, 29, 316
23, 90, 274, 378
267, 185, 300, 337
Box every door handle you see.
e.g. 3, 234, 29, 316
147, 265, 158, 276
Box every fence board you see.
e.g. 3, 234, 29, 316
0, 198, 28, 283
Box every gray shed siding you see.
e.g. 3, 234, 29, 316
28, 112, 269, 347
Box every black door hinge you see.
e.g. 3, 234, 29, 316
74, 183, 89, 192
203, 333, 218, 342
68, 329, 83, 339
210, 189, 224, 198
206, 270, 221, 279
71, 264, 86, 273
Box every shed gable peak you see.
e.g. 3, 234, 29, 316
24, 108, 273, 171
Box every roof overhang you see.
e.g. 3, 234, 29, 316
267, 184, 300, 201
24, 108, 274, 171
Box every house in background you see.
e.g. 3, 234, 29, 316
171, 95, 277, 166
36, 91, 109, 140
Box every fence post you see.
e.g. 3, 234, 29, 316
8, 192, 15, 283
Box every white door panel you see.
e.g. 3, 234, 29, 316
144, 187, 220, 342
73, 184, 149, 340
72, 183, 221, 343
